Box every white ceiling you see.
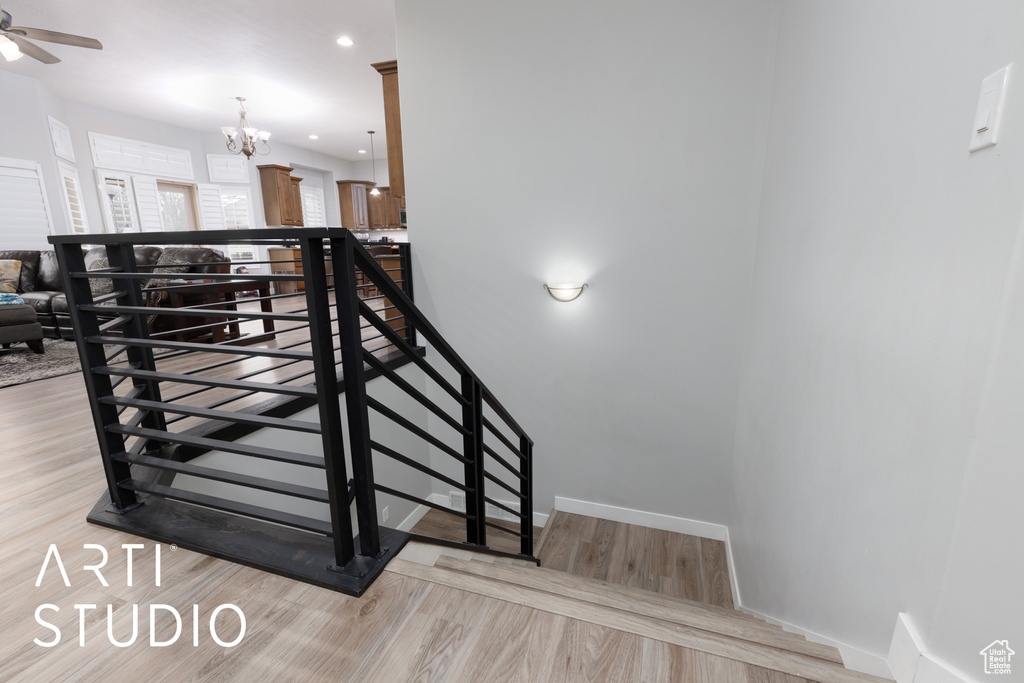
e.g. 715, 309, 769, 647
0, 0, 397, 161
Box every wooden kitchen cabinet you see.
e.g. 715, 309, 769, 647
382, 187, 403, 228
268, 246, 332, 293
371, 60, 405, 198
338, 180, 372, 230
258, 165, 304, 226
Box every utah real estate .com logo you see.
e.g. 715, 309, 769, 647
980, 640, 1014, 676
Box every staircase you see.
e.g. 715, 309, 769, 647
392, 511, 889, 683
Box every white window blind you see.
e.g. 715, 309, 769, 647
132, 175, 164, 232
57, 160, 89, 234
96, 170, 137, 233
197, 184, 226, 230
89, 132, 194, 180
0, 158, 55, 249
207, 155, 249, 184
301, 187, 326, 227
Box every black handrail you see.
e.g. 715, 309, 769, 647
50, 227, 536, 595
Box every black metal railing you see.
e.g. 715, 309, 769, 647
49, 228, 534, 595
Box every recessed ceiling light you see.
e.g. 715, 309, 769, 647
336, 36, 354, 47
358, 149, 367, 154
309, 134, 319, 140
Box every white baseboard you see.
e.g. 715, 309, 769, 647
396, 502, 431, 532
887, 613, 976, 683
553, 496, 728, 541
739, 606, 894, 680
435, 492, 550, 527
550, 496, 895, 680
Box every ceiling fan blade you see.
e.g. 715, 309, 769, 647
7, 26, 101, 49
6, 34, 60, 63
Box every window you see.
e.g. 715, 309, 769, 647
221, 187, 254, 229
301, 186, 326, 227
0, 157, 55, 248
157, 181, 199, 231
96, 170, 138, 233
57, 160, 89, 234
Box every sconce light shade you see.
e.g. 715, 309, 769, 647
544, 282, 588, 302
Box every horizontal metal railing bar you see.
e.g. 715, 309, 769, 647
482, 443, 526, 481
70, 271, 303, 283
113, 452, 329, 503
484, 471, 526, 500
369, 440, 473, 494
148, 319, 245, 340
373, 484, 476, 521
484, 520, 527, 538
179, 336, 312, 377
97, 315, 134, 333
185, 290, 306, 310
97, 366, 318, 398
108, 424, 326, 468
365, 397, 471, 465
87, 335, 315, 360
108, 372, 133, 391
92, 290, 127, 304
80, 304, 308, 322
119, 478, 333, 536
113, 386, 147, 416
50, 227, 343, 244
364, 340, 397, 356
102, 396, 322, 434
105, 346, 130, 363
165, 359, 318, 412
122, 404, 151, 430
358, 299, 465, 405
482, 416, 528, 462
362, 351, 470, 436
483, 496, 521, 519
482, 386, 532, 444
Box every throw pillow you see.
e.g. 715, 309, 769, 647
145, 255, 192, 288
0, 292, 25, 305
87, 257, 114, 297
0, 259, 22, 293
144, 255, 193, 305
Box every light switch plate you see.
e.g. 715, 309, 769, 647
970, 64, 1011, 152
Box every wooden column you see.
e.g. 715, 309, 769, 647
371, 60, 405, 198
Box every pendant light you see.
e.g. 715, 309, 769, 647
367, 130, 381, 196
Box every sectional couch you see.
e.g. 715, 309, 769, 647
0, 246, 230, 340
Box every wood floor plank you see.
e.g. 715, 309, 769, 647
700, 536, 735, 609
410, 507, 542, 557
433, 556, 843, 664
385, 558, 884, 683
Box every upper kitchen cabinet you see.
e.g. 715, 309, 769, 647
371, 60, 405, 199
338, 180, 371, 230
257, 164, 303, 226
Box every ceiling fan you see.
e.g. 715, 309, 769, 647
0, 3, 102, 64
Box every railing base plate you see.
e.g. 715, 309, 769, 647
86, 491, 410, 596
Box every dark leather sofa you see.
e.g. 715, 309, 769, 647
0, 247, 229, 340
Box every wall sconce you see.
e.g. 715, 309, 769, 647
544, 282, 588, 302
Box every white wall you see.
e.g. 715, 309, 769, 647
0, 75, 366, 247
0, 71, 73, 240
732, 0, 1024, 672
394, 0, 779, 525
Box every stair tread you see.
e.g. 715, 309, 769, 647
434, 555, 842, 664
387, 558, 886, 683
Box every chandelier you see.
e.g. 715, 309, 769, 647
220, 97, 270, 158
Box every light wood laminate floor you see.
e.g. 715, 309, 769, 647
1, 368, 817, 681
538, 510, 735, 609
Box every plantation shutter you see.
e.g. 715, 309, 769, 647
197, 184, 226, 230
